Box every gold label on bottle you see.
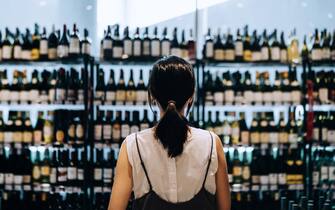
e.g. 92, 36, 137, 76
13, 131, 23, 143
214, 49, 225, 61
56, 130, 65, 143
242, 167, 250, 180
126, 90, 136, 104
41, 166, 50, 176
241, 131, 249, 145
233, 166, 242, 176
31, 49, 40, 60
225, 50, 235, 61
23, 132, 33, 143
243, 50, 252, 61
250, 132, 260, 144
279, 132, 288, 143
33, 130, 42, 144
32, 166, 41, 180
116, 90, 126, 104
0, 132, 4, 142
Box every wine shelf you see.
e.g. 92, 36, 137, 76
0, 104, 85, 111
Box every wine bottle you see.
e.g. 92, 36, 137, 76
243, 71, 253, 104
130, 111, 140, 133
106, 69, 116, 105
281, 72, 291, 104
33, 111, 44, 145
241, 149, 251, 186
75, 112, 85, 145
38, 27, 48, 60
321, 30, 331, 63
188, 29, 196, 61
251, 30, 261, 62
133, 27, 142, 59
254, 72, 262, 104
224, 72, 234, 104
271, 29, 281, 61
214, 29, 224, 61
204, 72, 214, 105
0, 112, 4, 144
123, 26, 132, 59
69, 24, 81, 60
112, 24, 123, 60
31, 23, 41, 61
22, 148, 32, 190
112, 111, 122, 143
243, 26, 252, 62
102, 27, 112, 60
13, 111, 23, 144
268, 113, 279, 145
231, 115, 240, 145
103, 150, 115, 191
48, 69, 57, 103
67, 150, 78, 187
103, 111, 113, 144
181, 30, 189, 60
13, 28, 22, 61
121, 111, 130, 140
0, 31, 2, 61
261, 29, 270, 62
280, 32, 288, 63
40, 149, 51, 184
331, 30, 335, 61
48, 25, 58, 60
250, 112, 260, 145
142, 27, 151, 59
136, 69, 147, 105
94, 149, 103, 186
21, 29, 32, 61
161, 27, 171, 56
2, 28, 12, 61
235, 29, 244, 61
116, 69, 126, 105
32, 150, 41, 185
239, 113, 249, 145
57, 150, 68, 186
213, 111, 222, 140
81, 28, 91, 56
43, 111, 54, 144
95, 68, 105, 104
213, 72, 224, 105
57, 24, 69, 59
49, 150, 57, 186
77, 150, 85, 187
259, 112, 270, 145
140, 110, 150, 130
205, 28, 214, 60
225, 29, 235, 61
170, 27, 181, 57
40, 70, 51, 104
11, 70, 20, 104
222, 112, 231, 145
67, 112, 76, 145
278, 112, 288, 144
232, 148, 242, 184
126, 69, 136, 105
151, 27, 160, 58
94, 110, 103, 144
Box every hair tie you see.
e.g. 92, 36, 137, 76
167, 100, 176, 106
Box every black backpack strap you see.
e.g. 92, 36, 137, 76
202, 131, 214, 188
135, 133, 153, 190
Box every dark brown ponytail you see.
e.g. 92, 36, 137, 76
149, 56, 195, 157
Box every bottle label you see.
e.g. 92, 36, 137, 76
103, 40, 112, 49
282, 92, 291, 103
96, 90, 105, 101
136, 90, 147, 105
214, 92, 224, 105
56, 88, 66, 101
232, 127, 240, 139
13, 46, 22, 59
130, 125, 140, 133
94, 168, 103, 180
320, 166, 328, 180
123, 40, 132, 56
78, 89, 84, 102
235, 42, 243, 56
291, 91, 301, 104
32, 166, 41, 180
261, 47, 269, 61
23, 175, 31, 184
48, 48, 57, 59
78, 168, 84, 180
33, 130, 43, 144
69, 38, 80, 54
328, 166, 335, 181
121, 125, 130, 138
56, 130, 65, 143
322, 48, 330, 59
29, 89, 39, 102
263, 92, 272, 104
13, 131, 23, 143
21, 50, 31, 60
81, 43, 91, 55
250, 132, 260, 144
31, 48, 40, 60
233, 166, 242, 176
241, 131, 249, 145
113, 46, 123, 58
67, 167, 77, 180
19, 91, 29, 103
214, 49, 225, 61
41, 166, 50, 176
76, 124, 84, 139
319, 88, 328, 103
140, 123, 150, 130
103, 124, 112, 140
242, 167, 250, 180
103, 168, 113, 180
1, 90, 10, 102
5, 173, 14, 184
252, 51, 261, 62
151, 40, 160, 57
205, 42, 214, 58
252, 175, 260, 184
40, 40, 48, 55
4, 132, 13, 143
331, 49, 335, 60
43, 125, 53, 143
327, 130, 335, 143
312, 171, 319, 185
254, 92, 263, 103
288, 133, 297, 144
243, 50, 252, 61
269, 132, 279, 144
271, 47, 280, 60
0, 173, 4, 184
243, 91, 253, 104
106, 91, 116, 103
133, 40, 141, 56
279, 132, 288, 143
225, 50, 235, 61
322, 128, 328, 142
260, 132, 269, 143
260, 175, 269, 185
161, 41, 171, 56
228, 174, 233, 183
112, 125, 121, 141
311, 49, 322, 61
94, 125, 102, 141
50, 168, 57, 183
143, 41, 150, 55
126, 90, 136, 104
57, 45, 69, 58
313, 128, 319, 141
269, 173, 278, 185
0, 131, 4, 142
171, 48, 182, 57
280, 49, 287, 63
116, 90, 126, 104
58, 167, 68, 182
224, 90, 234, 103
2, 46, 12, 59
48, 89, 56, 102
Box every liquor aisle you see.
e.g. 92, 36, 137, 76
0, 8, 335, 210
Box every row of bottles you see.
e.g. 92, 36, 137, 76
101, 25, 196, 62
0, 24, 91, 62
203, 26, 335, 63
226, 146, 305, 191
204, 111, 305, 146
94, 110, 157, 145
0, 147, 87, 191
308, 70, 335, 105
312, 112, 335, 145
0, 67, 85, 104
311, 147, 335, 190
0, 110, 85, 146
95, 68, 147, 105
279, 190, 333, 210
0, 191, 86, 210
204, 68, 303, 105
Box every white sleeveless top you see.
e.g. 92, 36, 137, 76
125, 127, 218, 203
